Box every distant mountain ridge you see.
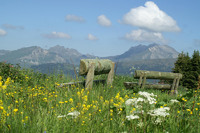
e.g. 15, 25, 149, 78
0, 45, 96, 66
0, 44, 179, 74
107, 43, 179, 61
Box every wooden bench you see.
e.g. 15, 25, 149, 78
124, 70, 182, 94
58, 59, 115, 89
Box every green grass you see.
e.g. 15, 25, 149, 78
0, 64, 200, 132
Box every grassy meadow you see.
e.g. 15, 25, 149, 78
0, 62, 200, 133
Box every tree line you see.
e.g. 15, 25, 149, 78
173, 50, 200, 89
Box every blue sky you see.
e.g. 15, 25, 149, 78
0, 0, 200, 57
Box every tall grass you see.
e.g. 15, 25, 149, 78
0, 63, 200, 132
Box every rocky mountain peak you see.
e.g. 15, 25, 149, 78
108, 43, 179, 61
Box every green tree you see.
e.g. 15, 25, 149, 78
190, 50, 200, 88
173, 50, 200, 89
172, 52, 191, 87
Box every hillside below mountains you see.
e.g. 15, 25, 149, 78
0, 44, 179, 74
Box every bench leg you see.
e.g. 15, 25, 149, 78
107, 62, 115, 86
85, 63, 95, 89
141, 76, 146, 89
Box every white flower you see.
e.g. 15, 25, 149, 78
125, 98, 137, 105
170, 99, 179, 103
138, 91, 157, 97
126, 115, 139, 120
57, 115, 66, 118
148, 107, 170, 117
67, 111, 80, 118
154, 117, 162, 125
137, 121, 143, 128
136, 97, 145, 102
138, 91, 157, 104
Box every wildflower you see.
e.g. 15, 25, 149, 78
138, 91, 157, 104
67, 111, 80, 118
177, 111, 180, 113
190, 111, 193, 115
13, 108, 18, 112
125, 98, 137, 106
69, 98, 73, 103
148, 107, 170, 117
126, 115, 139, 120
186, 109, 191, 112
57, 115, 66, 118
137, 121, 143, 128
0, 106, 4, 110
154, 118, 162, 125
195, 108, 198, 111
170, 99, 179, 103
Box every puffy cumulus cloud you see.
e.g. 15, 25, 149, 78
44, 32, 71, 39
3, 24, 24, 30
124, 29, 167, 44
0, 29, 7, 36
97, 15, 112, 27
87, 34, 98, 41
65, 15, 85, 22
122, 1, 180, 32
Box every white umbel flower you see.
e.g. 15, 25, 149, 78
67, 111, 80, 118
125, 98, 137, 105
138, 91, 157, 104
57, 115, 66, 118
126, 115, 139, 120
148, 107, 170, 117
170, 99, 179, 103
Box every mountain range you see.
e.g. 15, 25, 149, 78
0, 44, 179, 74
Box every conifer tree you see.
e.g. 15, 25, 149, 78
173, 50, 200, 89
172, 52, 191, 87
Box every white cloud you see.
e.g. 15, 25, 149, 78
44, 32, 71, 39
87, 34, 98, 41
3, 24, 24, 30
65, 15, 85, 22
122, 1, 180, 32
124, 29, 167, 44
0, 29, 6, 36
97, 15, 112, 27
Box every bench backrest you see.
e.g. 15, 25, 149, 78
134, 70, 182, 80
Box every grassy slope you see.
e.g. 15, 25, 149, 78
0, 66, 199, 133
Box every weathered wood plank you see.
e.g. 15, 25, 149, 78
134, 70, 182, 80
124, 82, 171, 90
79, 59, 113, 75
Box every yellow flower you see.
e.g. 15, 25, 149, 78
160, 106, 163, 108
186, 109, 191, 112
69, 98, 73, 103
13, 108, 18, 112
190, 111, 193, 115
59, 101, 64, 104
195, 108, 198, 111
0, 106, 4, 110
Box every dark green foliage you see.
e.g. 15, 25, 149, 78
0, 62, 25, 83
173, 50, 200, 89
0, 61, 49, 86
